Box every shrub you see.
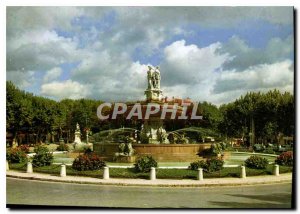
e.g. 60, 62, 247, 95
32, 145, 53, 167
263, 147, 275, 154
34, 145, 49, 153
72, 153, 106, 171
245, 155, 269, 169
275, 151, 293, 166
134, 156, 158, 172
189, 160, 207, 170
206, 158, 224, 172
19, 144, 30, 153
190, 158, 224, 172
6, 147, 27, 163
56, 143, 69, 151
253, 144, 263, 152
210, 143, 222, 155
84, 147, 93, 154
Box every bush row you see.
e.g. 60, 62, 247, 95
189, 158, 224, 172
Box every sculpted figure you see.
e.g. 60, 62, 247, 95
147, 66, 153, 89
154, 66, 160, 89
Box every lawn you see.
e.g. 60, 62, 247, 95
9, 163, 293, 179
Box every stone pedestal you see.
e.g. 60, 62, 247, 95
27, 162, 33, 173
240, 166, 246, 179
150, 167, 156, 180
273, 164, 279, 176
74, 131, 81, 144
145, 89, 162, 102
197, 168, 204, 181
60, 165, 66, 177
115, 156, 136, 163
103, 167, 109, 180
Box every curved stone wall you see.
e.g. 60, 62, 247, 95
93, 143, 212, 162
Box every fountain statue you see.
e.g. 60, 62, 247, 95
73, 123, 87, 150
144, 66, 163, 102
74, 123, 81, 144
141, 66, 169, 144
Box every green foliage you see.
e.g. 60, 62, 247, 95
275, 151, 293, 166
210, 143, 222, 155
32, 145, 53, 167
206, 158, 224, 172
245, 155, 269, 169
190, 158, 224, 172
189, 160, 207, 170
200, 142, 227, 156
72, 153, 106, 171
6, 147, 27, 163
34, 145, 49, 153
219, 90, 294, 143
56, 143, 69, 151
263, 147, 275, 154
6, 82, 294, 147
253, 144, 263, 151
134, 156, 158, 172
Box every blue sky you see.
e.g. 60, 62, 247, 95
6, 7, 294, 105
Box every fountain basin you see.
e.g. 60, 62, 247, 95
93, 143, 212, 162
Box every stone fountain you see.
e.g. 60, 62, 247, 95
93, 66, 212, 162
140, 66, 169, 144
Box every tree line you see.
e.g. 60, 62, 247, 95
6, 81, 294, 146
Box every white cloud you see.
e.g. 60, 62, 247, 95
218, 35, 293, 70
7, 30, 80, 72
7, 7, 84, 37
213, 60, 293, 94
6, 7, 294, 105
41, 80, 90, 100
160, 40, 231, 86
43, 67, 62, 83
6, 70, 36, 89
71, 49, 151, 101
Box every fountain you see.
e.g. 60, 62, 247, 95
93, 66, 212, 162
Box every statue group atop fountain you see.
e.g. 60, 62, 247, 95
145, 66, 163, 102
147, 66, 161, 89
141, 66, 169, 144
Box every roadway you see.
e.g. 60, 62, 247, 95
6, 177, 293, 208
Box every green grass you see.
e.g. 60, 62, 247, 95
9, 163, 293, 179
51, 152, 278, 166
224, 153, 276, 165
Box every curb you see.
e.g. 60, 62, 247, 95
6, 171, 292, 188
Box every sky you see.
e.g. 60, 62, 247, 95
6, 6, 294, 105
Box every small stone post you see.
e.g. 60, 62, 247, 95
197, 168, 203, 181
27, 161, 33, 173
273, 164, 279, 176
6, 161, 9, 171
150, 167, 156, 180
60, 164, 66, 177
103, 166, 109, 180
240, 165, 246, 179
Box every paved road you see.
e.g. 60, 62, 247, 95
6, 178, 292, 208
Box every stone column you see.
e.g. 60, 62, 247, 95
240, 165, 246, 179
273, 164, 279, 176
197, 168, 204, 181
60, 164, 66, 177
150, 167, 156, 180
103, 167, 109, 180
27, 162, 33, 173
